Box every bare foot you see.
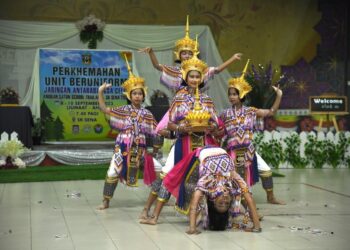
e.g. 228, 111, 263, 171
139, 216, 157, 225
245, 227, 262, 233
268, 197, 286, 205
98, 199, 109, 210
139, 208, 149, 220
258, 214, 264, 221
186, 228, 201, 235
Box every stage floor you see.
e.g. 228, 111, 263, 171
1, 169, 349, 250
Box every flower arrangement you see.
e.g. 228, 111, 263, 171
0, 140, 28, 169
0, 87, 19, 104
76, 14, 105, 49
245, 62, 295, 109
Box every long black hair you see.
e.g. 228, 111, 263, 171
207, 199, 229, 231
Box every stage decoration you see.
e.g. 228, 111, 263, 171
0, 139, 28, 169
245, 62, 295, 109
0, 87, 19, 105
76, 15, 105, 49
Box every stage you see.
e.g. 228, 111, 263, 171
22, 142, 115, 166
0, 169, 349, 250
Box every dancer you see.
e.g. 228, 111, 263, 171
163, 146, 261, 234
98, 55, 159, 210
256, 152, 285, 204
139, 15, 242, 94
139, 53, 219, 223
219, 59, 284, 204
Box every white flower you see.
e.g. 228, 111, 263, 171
76, 14, 105, 32
13, 157, 26, 169
0, 140, 28, 158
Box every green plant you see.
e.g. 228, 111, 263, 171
304, 134, 328, 168
283, 133, 308, 168
345, 157, 350, 168
245, 62, 294, 109
252, 132, 264, 148
338, 132, 350, 166
32, 117, 44, 137
325, 139, 344, 168
257, 139, 284, 169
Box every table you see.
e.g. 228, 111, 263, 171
0, 106, 34, 148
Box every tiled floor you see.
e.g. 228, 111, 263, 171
0, 169, 349, 250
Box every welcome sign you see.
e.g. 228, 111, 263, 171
309, 96, 348, 114
39, 49, 130, 141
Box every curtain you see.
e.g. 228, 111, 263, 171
0, 20, 232, 118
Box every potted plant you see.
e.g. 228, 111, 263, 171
32, 117, 45, 145
76, 15, 105, 49
0, 87, 19, 104
0, 140, 28, 169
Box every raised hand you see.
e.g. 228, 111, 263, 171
233, 53, 243, 61
99, 82, 112, 92
138, 47, 153, 54
272, 84, 283, 96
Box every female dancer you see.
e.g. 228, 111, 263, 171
219, 59, 283, 194
163, 146, 261, 234
139, 54, 219, 223
139, 16, 242, 94
98, 55, 159, 210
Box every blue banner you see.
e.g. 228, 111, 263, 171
39, 49, 130, 141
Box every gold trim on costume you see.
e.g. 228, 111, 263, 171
259, 170, 272, 178
105, 176, 118, 184
157, 197, 169, 203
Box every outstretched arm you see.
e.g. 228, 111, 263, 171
256, 85, 283, 118
98, 82, 111, 114
138, 47, 163, 71
215, 53, 243, 73
186, 190, 203, 235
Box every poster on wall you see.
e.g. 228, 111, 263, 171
39, 49, 130, 141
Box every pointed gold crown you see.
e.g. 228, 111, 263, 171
122, 53, 147, 100
185, 81, 211, 132
181, 36, 207, 82
228, 59, 252, 99
174, 15, 198, 61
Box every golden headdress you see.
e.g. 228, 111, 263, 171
122, 53, 147, 100
181, 36, 208, 82
174, 15, 198, 61
228, 59, 252, 99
